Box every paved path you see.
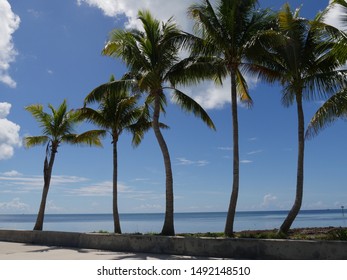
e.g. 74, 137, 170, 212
0, 241, 226, 260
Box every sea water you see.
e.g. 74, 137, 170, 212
0, 209, 345, 233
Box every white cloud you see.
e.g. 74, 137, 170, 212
51, 175, 89, 185
46, 200, 63, 212
27, 9, 40, 18
325, 1, 346, 31
135, 204, 163, 211
176, 158, 194, 165
76, 0, 193, 30
335, 201, 346, 208
0, 174, 90, 193
0, 102, 21, 160
0, 197, 29, 211
67, 181, 131, 196
240, 160, 253, 164
179, 82, 231, 110
261, 193, 277, 207
247, 149, 263, 155
2, 170, 22, 177
132, 178, 150, 182
0, 175, 42, 192
178, 74, 259, 110
176, 157, 209, 167
0, 0, 20, 88
77, 0, 262, 110
196, 160, 209, 167
0, 102, 11, 118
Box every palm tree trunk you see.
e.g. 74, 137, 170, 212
152, 92, 174, 236
33, 144, 57, 231
279, 94, 305, 234
113, 139, 122, 234
224, 71, 240, 237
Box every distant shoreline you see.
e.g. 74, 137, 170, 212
1, 208, 344, 215
1, 210, 346, 234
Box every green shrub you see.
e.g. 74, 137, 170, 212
327, 228, 347, 240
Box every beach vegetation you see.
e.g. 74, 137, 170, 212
178, 232, 225, 238
187, 0, 278, 237
24, 100, 104, 231
93, 230, 110, 234
102, 10, 216, 236
81, 75, 155, 234
306, 0, 347, 139
91, 227, 347, 241
19, 0, 347, 235
249, 3, 347, 235
327, 227, 347, 240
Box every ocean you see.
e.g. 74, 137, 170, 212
0, 209, 346, 233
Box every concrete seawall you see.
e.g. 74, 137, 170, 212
0, 229, 346, 259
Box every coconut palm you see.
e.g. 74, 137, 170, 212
305, 1, 347, 137
24, 100, 104, 231
306, 0, 347, 134
187, 0, 277, 236
254, 4, 347, 234
306, 88, 347, 139
322, 0, 347, 64
103, 10, 216, 235
81, 75, 156, 234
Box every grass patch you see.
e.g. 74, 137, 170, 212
177, 232, 225, 238
91, 227, 347, 240
92, 230, 110, 234
327, 228, 347, 240
235, 230, 286, 239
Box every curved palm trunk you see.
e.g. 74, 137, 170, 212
279, 94, 305, 234
152, 92, 174, 236
113, 139, 122, 234
33, 144, 57, 231
224, 72, 240, 237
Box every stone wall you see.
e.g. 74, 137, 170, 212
0, 229, 346, 259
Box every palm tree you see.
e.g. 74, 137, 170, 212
81, 75, 154, 234
24, 100, 104, 231
254, 4, 347, 234
187, 0, 276, 236
103, 10, 216, 235
323, 0, 347, 63
305, 0, 347, 139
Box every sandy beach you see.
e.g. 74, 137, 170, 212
0, 241, 226, 260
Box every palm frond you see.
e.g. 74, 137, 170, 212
235, 68, 252, 107
71, 130, 106, 147
26, 100, 103, 151
172, 89, 216, 130
125, 103, 150, 147
78, 107, 110, 129
303, 70, 347, 101
84, 79, 134, 105
25, 104, 52, 129
167, 56, 226, 87
306, 88, 347, 139
23, 136, 50, 148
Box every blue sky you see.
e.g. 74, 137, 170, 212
0, 0, 346, 215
